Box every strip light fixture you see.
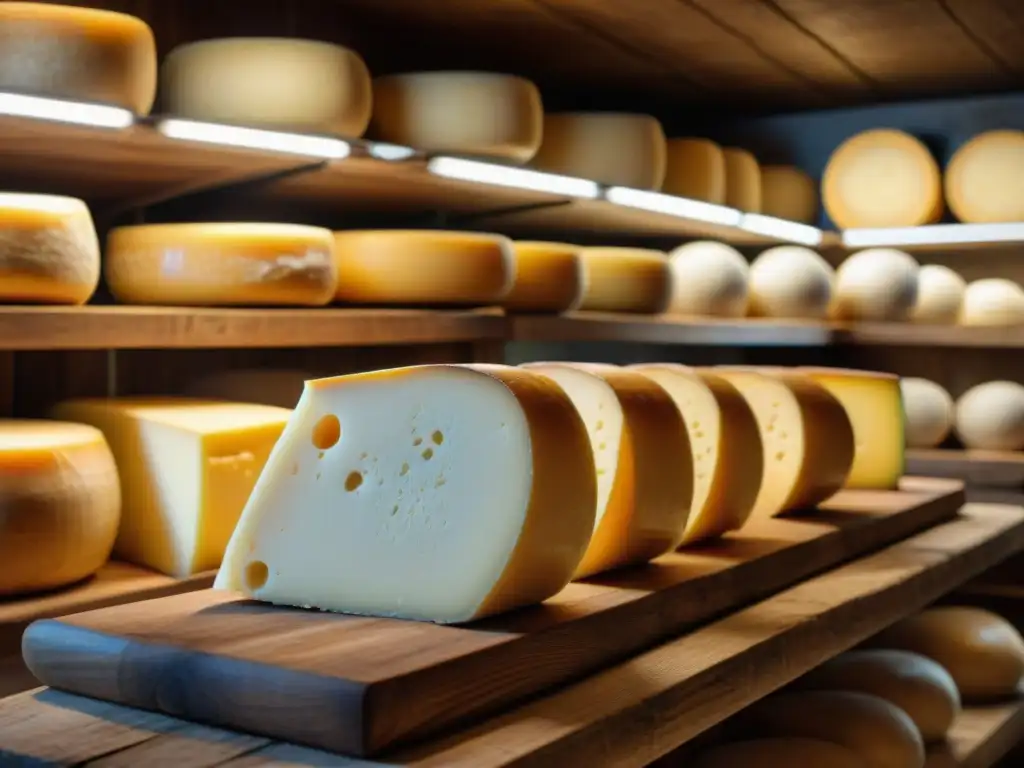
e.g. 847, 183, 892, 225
0, 91, 133, 129
741, 213, 824, 247
843, 222, 1024, 249
158, 118, 351, 160
427, 156, 601, 198
605, 186, 742, 227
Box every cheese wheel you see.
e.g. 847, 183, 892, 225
628, 364, 763, 545
946, 130, 1024, 224
796, 650, 961, 742
869, 607, 1024, 702
823, 129, 942, 229
532, 113, 667, 190
0, 420, 120, 596
578, 247, 670, 314
333, 230, 514, 306
370, 72, 543, 162
185, 369, 315, 409
749, 246, 833, 320
911, 265, 965, 325
955, 380, 1024, 451
105, 223, 336, 307
523, 363, 692, 577
960, 278, 1024, 326
216, 365, 597, 623
161, 38, 372, 137
714, 367, 854, 517
666, 241, 749, 318
693, 739, 868, 768
723, 147, 762, 212
761, 165, 819, 224
662, 138, 727, 203
901, 378, 954, 449
0, 3, 156, 114
0, 193, 100, 305
503, 241, 585, 313
832, 248, 920, 322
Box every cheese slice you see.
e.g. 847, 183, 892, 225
761, 165, 819, 224
105, 223, 336, 307
216, 365, 597, 623
523, 363, 692, 577
955, 380, 1024, 451
578, 247, 670, 314
186, 369, 315, 409
723, 147, 762, 212
694, 739, 867, 768
502, 241, 585, 313
662, 138, 727, 203
667, 241, 749, 318
0, 193, 100, 305
51, 398, 291, 578
945, 130, 1024, 224
0, 420, 120, 596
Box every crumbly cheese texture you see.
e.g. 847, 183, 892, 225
503, 241, 586, 313
901, 378, 954, 449
0, 420, 120, 596
662, 138, 726, 204
0, 193, 100, 305
162, 38, 372, 137
51, 398, 290, 578
0, 2, 157, 114
186, 369, 315, 409
524, 363, 693, 577
945, 130, 1024, 224
216, 365, 597, 623
578, 247, 670, 314
960, 278, 1024, 326
832, 248, 920, 322
761, 165, 819, 224
911, 265, 965, 325
694, 739, 867, 768
748, 245, 833, 320
955, 381, 1024, 451
723, 147, 762, 213
105, 223, 337, 307
667, 241, 749, 318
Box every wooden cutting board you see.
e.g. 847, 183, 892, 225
22, 477, 964, 757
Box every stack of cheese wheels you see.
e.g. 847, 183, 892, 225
666, 241, 749, 318
662, 138, 727, 203
959, 278, 1024, 326
901, 378, 954, 449
186, 369, 317, 409
945, 130, 1024, 224
502, 241, 585, 313
577, 247, 670, 314
0, 3, 157, 114
911, 265, 965, 324
693, 738, 866, 768
832, 248, 920, 322
370, 72, 543, 162
761, 165, 819, 224
723, 147, 762, 212
161, 38, 372, 137
955, 381, 1024, 451
748, 245, 833, 320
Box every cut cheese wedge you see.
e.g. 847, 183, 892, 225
186, 369, 315, 409
662, 138, 726, 203
578, 247, 670, 314
761, 165, 819, 224
723, 147, 762, 212
216, 365, 597, 623
503, 241, 585, 313
694, 738, 867, 768
523, 363, 692, 577
945, 130, 1024, 224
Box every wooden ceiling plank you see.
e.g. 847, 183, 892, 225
939, 0, 1024, 77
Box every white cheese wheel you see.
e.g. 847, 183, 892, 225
901, 378, 954, 449
0, 3, 156, 114
105, 223, 336, 307
945, 130, 1024, 224
370, 72, 543, 162
532, 112, 667, 190
577, 247, 670, 314
0, 193, 100, 305
832, 248, 920, 322
216, 365, 598, 623
910, 265, 965, 325
161, 38, 372, 137
723, 147, 762, 212
666, 241, 749, 318
761, 165, 819, 224
503, 241, 585, 313
960, 278, 1024, 326
749, 246, 833, 320
955, 380, 1024, 451
0, 420, 120, 596
662, 138, 726, 203
693, 739, 868, 768
185, 369, 315, 409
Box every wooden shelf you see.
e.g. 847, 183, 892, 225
835, 323, 1024, 349
926, 696, 1024, 768
907, 450, 1024, 490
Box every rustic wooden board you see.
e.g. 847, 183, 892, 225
21, 478, 962, 757
907, 450, 1024, 489
925, 695, 1024, 768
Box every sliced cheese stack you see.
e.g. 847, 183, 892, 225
370, 72, 543, 162
503, 241, 585, 313
662, 138, 726, 204
216, 365, 597, 623
945, 130, 1024, 224
694, 739, 867, 768
911, 265, 965, 325
578, 247, 670, 314
106, 223, 336, 307
960, 278, 1024, 326
723, 148, 762, 212
761, 165, 818, 224
162, 39, 372, 137
748, 246, 833, 320
186, 369, 315, 409
901, 378, 954, 449
955, 381, 1024, 451
832, 248, 919, 322
0, 420, 120, 596
0, 193, 100, 305
666, 241, 749, 318
51, 398, 291, 578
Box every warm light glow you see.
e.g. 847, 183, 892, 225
0, 91, 133, 129
367, 142, 417, 161
605, 187, 742, 226
158, 118, 351, 159
427, 156, 601, 198
843, 222, 1024, 248
741, 213, 824, 246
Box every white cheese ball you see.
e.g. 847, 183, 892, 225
911, 265, 965, 324
832, 248, 919, 322
667, 240, 749, 317
960, 278, 1024, 326
749, 245, 834, 319
901, 378, 954, 449
956, 381, 1024, 451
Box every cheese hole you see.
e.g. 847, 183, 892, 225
312, 415, 341, 450
422, 448, 435, 461
432, 430, 444, 445
345, 471, 364, 491
245, 560, 269, 591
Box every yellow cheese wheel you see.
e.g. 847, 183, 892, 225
0, 193, 100, 305
955, 381, 1024, 451
503, 241, 585, 313
693, 738, 868, 768
761, 165, 819, 224
723, 147, 762, 212
185, 369, 315, 409
662, 138, 727, 203
945, 130, 1024, 224
578, 247, 670, 314
0, 420, 120, 596
901, 378, 954, 450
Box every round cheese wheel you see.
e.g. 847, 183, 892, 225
901, 378, 954, 449
960, 278, 1024, 326
662, 138, 726, 203
910, 265, 965, 324
185, 369, 314, 409
693, 738, 868, 768
832, 248, 919, 322
0, 420, 120, 596
370, 72, 543, 162
532, 112, 667, 189
0, 193, 100, 305
955, 380, 1024, 451
161, 38, 372, 137
503, 241, 585, 313
945, 130, 1024, 224
723, 147, 762, 212
577, 247, 670, 314
106, 223, 336, 307
761, 165, 819, 224
870, 607, 1024, 702
666, 241, 749, 318
823, 129, 942, 229
749, 245, 833, 319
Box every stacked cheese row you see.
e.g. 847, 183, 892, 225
903, 377, 1024, 451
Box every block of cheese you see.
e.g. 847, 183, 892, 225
960, 278, 1024, 326
901, 378, 954, 449
832, 248, 919, 322
723, 147, 762, 212
216, 365, 597, 623
370, 72, 543, 162
186, 369, 315, 409
869, 607, 1024, 702
0, 193, 100, 305
522, 363, 692, 577
955, 381, 1024, 451
694, 739, 868, 768
911, 265, 965, 325
749, 245, 833, 320
51, 398, 290, 578
945, 130, 1024, 224
162, 38, 372, 137
0, 420, 120, 596
801, 368, 903, 490
761, 165, 819, 224
578, 247, 670, 314
532, 112, 667, 190
823, 129, 942, 229
714, 367, 854, 517
0, 3, 156, 114
503, 241, 585, 313
662, 138, 726, 203
628, 364, 762, 545
105, 223, 336, 307
667, 241, 749, 318
333, 230, 514, 306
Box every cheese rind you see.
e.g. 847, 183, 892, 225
955, 381, 1024, 451
911, 265, 965, 325
833, 248, 920, 322
662, 138, 726, 203
694, 739, 867, 768
945, 130, 1024, 224
578, 247, 670, 314
186, 369, 315, 410
723, 147, 762, 212
901, 378, 954, 449
749, 246, 833, 320
503, 241, 585, 313
761, 165, 819, 224
960, 278, 1024, 326
667, 241, 749, 318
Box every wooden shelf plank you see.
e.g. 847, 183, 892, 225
926, 696, 1024, 768
907, 450, 1024, 490
842, 223, 1024, 253
835, 323, 1024, 349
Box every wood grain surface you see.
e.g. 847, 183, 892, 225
925, 694, 1024, 768
907, 449, 1024, 489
